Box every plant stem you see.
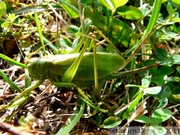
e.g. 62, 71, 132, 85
111, 63, 160, 79
119, 24, 160, 71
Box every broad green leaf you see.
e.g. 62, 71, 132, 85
173, 54, 180, 64
145, 60, 158, 76
110, 18, 133, 47
135, 115, 154, 124
176, 66, 180, 73
142, 76, 151, 87
81, 0, 91, 5
144, 86, 162, 95
157, 98, 168, 108
102, 116, 122, 128
111, 0, 128, 8
0, 2, 6, 19
98, 0, 128, 11
158, 66, 174, 76
8, 13, 16, 22
174, 12, 179, 18
156, 55, 174, 66
58, 0, 79, 18
84, 8, 108, 31
85, 8, 133, 47
167, 2, 174, 17
66, 25, 79, 35
157, 85, 171, 99
153, 66, 173, 85
1, 21, 9, 28
152, 75, 164, 86
90, 114, 102, 126
151, 109, 172, 124
117, 6, 142, 20
171, 0, 180, 4
154, 48, 168, 60
170, 86, 180, 95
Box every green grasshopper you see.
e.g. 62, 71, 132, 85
0, 51, 158, 111
27, 52, 125, 87
0, 52, 125, 112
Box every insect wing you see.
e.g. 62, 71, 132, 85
51, 53, 125, 81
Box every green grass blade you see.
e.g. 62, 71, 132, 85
122, 0, 162, 68
0, 54, 26, 68
13, 5, 50, 15
71, 37, 85, 53
143, 0, 162, 38
62, 38, 91, 83
122, 91, 143, 120
43, 36, 59, 54
71, 19, 92, 53
0, 80, 44, 110
57, 0, 79, 18
56, 100, 85, 135
0, 70, 23, 92
7, 96, 28, 109
34, 12, 45, 52
62, 20, 92, 83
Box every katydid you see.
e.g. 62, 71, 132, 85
0, 52, 159, 111
0, 52, 124, 111
26, 52, 125, 87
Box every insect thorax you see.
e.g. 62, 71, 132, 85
27, 57, 61, 81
